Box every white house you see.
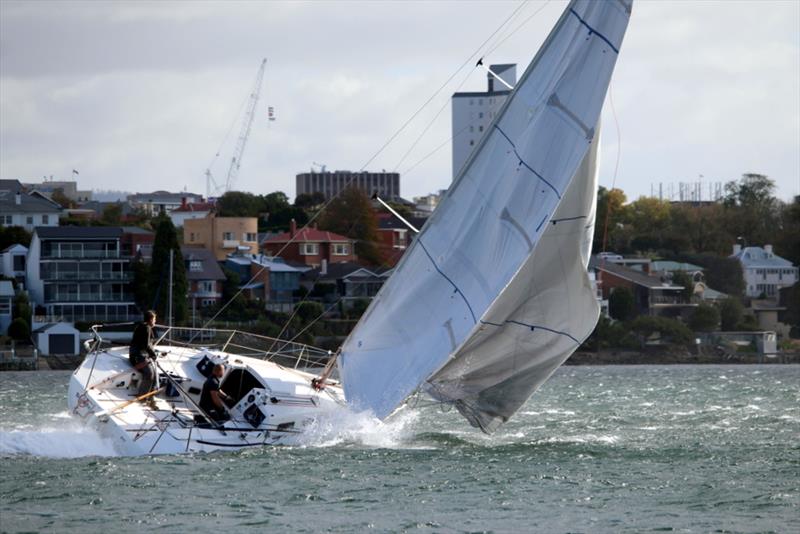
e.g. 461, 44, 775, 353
169, 199, 214, 227
0, 280, 13, 334
0, 180, 62, 231
731, 244, 798, 299
1, 244, 28, 287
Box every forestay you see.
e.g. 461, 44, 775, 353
338, 0, 633, 428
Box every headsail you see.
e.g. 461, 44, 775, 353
338, 0, 633, 426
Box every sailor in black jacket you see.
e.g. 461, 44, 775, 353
129, 310, 158, 396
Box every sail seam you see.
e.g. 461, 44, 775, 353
417, 240, 478, 323
493, 125, 562, 199
480, 319, 579, 344
569, 8, 619, 54
551, 215, 588, 224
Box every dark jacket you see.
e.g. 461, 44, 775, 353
129, 322, 156, 363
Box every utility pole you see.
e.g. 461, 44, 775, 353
168, 250, 174, 341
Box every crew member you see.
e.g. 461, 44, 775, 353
199, 364, 231, 423
129, 310, 158, 396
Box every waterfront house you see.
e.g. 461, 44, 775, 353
0, 281, 13, 334
262, 220, 355, 268
1, 244, 28, 287
25, 226, 146, 323
590, 256, 696, 318
0, 180, 62, 231
731, 244, 798, 300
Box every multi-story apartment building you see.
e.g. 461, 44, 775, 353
451, 64, 516, 180
731, 244, 798, 299
184, 214, 259, 261
26, 227, 146, 322
0, 180, 62, 231
296, 170, 400, 201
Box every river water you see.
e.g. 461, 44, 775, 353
0, 366, 797, 533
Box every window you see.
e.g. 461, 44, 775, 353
189, 260, 202, 272
201, 299, 215, 307
42, 215, 49, 224
479, 112, 484, 119
0, 298, 10, 315
478, 98, 483, 105
189, 232, 195, 242
26, 216, 33, 225
199, 281, 214, 292
300, 243, 319, 255
244, 232, 257, 242
479, 126, 483, 132
1, 215, 11, 225
222, 232, 234, 241
469, 140, 474, 146
333, 243, 349, 256
12, 255, 25, 271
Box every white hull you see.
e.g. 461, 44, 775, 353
68, 344, 346, 455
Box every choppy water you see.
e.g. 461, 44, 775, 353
1, 366, 798, 533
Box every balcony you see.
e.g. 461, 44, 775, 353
192, 290, 222, 298
44, 293, 135, 304
42, 250, 122, 259
42, 271, 134, 281
650, 295, 695, 306
222, 240, 240, 249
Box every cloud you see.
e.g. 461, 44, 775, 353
1, 0, 798, 202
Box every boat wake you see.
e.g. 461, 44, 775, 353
294, 406, 419, 449
0, 420, 119, 458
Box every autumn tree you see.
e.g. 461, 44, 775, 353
317, 187, 382, 266
722, 173, 780, 247
593, 186, 627, 252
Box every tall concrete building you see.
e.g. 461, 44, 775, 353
451, 64, 516, 180
296, 170, 400, 201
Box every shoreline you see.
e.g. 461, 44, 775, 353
567, 349, 799, 365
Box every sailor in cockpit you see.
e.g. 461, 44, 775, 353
200, 364, 231, 422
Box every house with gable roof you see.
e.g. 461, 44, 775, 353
731, 244, 798, 299
262, 219, 356, 268
0, 179, 62, 231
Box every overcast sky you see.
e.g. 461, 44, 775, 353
1, 0, 798, 203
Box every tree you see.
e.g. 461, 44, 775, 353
593, 186, 627, 253
50, 188, 75, 208
148, 217, 188, 323
774, 196, 800, 267
625, 197, 673, 254
628, 316, 694, 348
12, 292, 32, 329
609, 287, 636, 321
688, 304, 720, 332
101, 203, 123, 225
718, 298, 744, 331
216, 191, 261, 217
294, 192, 325, 210
722, 173, 780, 247
7, 318, 30, 341
0, 226, 32, 250
780, 282, 800, 338
317, 187, 382, 265
677, 253, 745, 297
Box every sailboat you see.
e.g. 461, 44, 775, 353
67, 0, 632, 454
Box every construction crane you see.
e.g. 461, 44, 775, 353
206, 58, 267, 198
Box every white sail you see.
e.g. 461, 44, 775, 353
338, 0, 633, 425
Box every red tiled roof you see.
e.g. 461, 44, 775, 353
265, 227, 352, 243
173, 202, 214, 213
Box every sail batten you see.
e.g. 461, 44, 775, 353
339, 0, 633, 425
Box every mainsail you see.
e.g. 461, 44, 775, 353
338, 0, 633, 429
